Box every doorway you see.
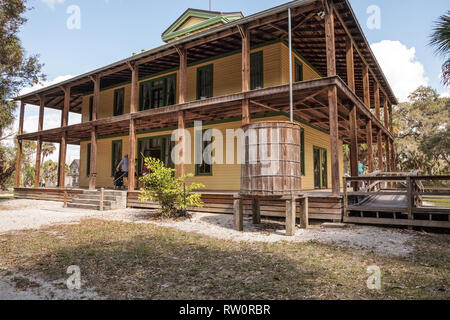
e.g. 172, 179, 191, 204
314, 146, 328, 189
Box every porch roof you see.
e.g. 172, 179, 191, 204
14, 0, 398, 113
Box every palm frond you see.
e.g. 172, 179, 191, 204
429, 11, 450, 56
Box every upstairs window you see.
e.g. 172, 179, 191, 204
89, 96, 93, 121
113, 88, 125, 116
250, 51, 264, 90
197, 65, 213, 99
139, 74, 176, 111
295, 59, 303, 82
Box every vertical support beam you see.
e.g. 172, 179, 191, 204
288, 7, 294, 121
128, 64, 139, 191
34, 96, 45, 188
374, 83, 381, 120
15, 101, 25, 188
233, 196, 243, 231
346, 35, 358, 188
366, 120, 374, 173
299, 197, 309, 229
285, 197, 297, 236
362, 64, 371, 109
58, 87, 70, 188
385, 135, 391, 173
252, 198, 261, 224
176, 111, 185, 178
177, 47, 187, 104
325, 1, 340, 196
377, 129, 383, 172
240, 25, 251, 126
383, 98, 389, 128
91, 75, 100, 121
128, 119, 136, 191
89, 127, 97, 190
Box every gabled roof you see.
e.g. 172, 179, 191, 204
161, 8, 243, 42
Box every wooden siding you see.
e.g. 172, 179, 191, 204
14, 188, 84, 202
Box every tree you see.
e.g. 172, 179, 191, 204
139, 158, 204, 218
393, 86, 449, 175
41, 160, 58, 187
41, 143, 56, 164
0, 0, 45, 139
0, 145, 15, 190
430, 10, 450, 87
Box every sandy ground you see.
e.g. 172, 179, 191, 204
0, 198, 418, 299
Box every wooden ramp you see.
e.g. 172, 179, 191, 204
343, 174, 450, 229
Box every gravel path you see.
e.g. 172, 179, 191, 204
0, 198, 418, 299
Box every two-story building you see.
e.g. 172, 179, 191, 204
14, 0, 398, 221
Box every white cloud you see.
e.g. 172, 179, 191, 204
371, 40, 429, 102
19, 74, 74, 96
40, 0, 66, 10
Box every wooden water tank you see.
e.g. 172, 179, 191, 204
240, 121, 302, 197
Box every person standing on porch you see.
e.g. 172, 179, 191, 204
116, 154, 129, 188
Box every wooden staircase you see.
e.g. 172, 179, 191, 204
67, 190, 127, 211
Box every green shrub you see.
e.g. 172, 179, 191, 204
138, 157, 204, 218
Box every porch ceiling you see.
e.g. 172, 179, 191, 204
18, 76, 393, 145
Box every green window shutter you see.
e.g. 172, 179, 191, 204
250, 51, 264, 90
197, 64, 213, 99
111, 140, 122, 176
89, 96, 93, 121
113, 88, 124, 116
87, 143, 91, 176
295, 59, 303, 82
300, 128, 305, 176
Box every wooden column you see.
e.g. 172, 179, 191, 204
377, 129, 383, 172
240, 25, 250, 126
325, 3, 340, 196
58, 87, 70, 188
91, 75, 100, 121
15, 101, 25, 188
366, 120, 374, 173
128, 64, 138, 191
176, 111, 185, 178
89, 128, 97, 190
385, 135, 391, 173
233, 196, 243, 231
177, 47, 187, 104
299, 197, 309, 229
346, 36, 358, 183
34, 96, 45, 188
286, 197, 297, 236
362, 64, 371, 109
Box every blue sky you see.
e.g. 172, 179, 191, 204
9, 0, 450, 162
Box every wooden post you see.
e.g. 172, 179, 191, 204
89, 127, 97, 190
15, 101, 25, 188
34, 96, 45, 188
128, 64, 139, 191
362, 64, 371, 109
92, 75, 100, 121
325, 3, 340, 196
178, 47, 187, 104
407, 176, 414, 229
285, 197, 297, 236
240, 25, 251, 126
346, 35, 358, 188
343, 177, 348, 218
390, 138, 396, 172
299, 197, 309, 229
252, 198, 261, 224
58, 87, 70, 189
366, 120, 374, 173
233, 196, 243, 231
176, 111, 185, 178
385, 135, 391, 173
99, 188, 104, 211
63, 191, 68, 208
377, 129, 383, 172
128, 119, 136, 191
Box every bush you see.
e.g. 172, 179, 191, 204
138, 157, 204, 218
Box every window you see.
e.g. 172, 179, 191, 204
138, 136, 175, 175
295, 59, 303, 82
300, 128, 305, 176
195, 130, 212, 176
86, 143, 91, 176
250, 51, 264, 90
197, 65, 213, 99
89, 96, 93, 121
139, 74, 176, 111
113, 88, 125, 116
111, 140, 122, 176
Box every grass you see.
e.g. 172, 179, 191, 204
0, 219, 449, 300
423, 197, 450, 207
